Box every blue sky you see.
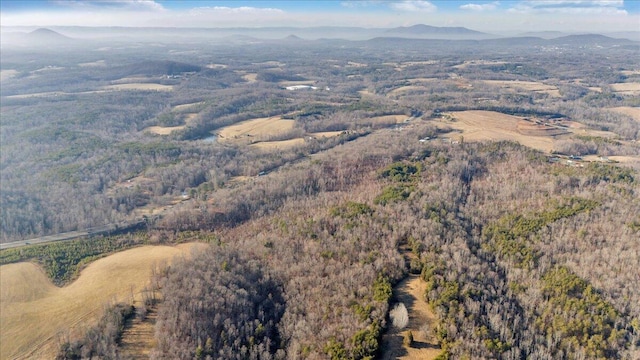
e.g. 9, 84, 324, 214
1, 1, 638, 32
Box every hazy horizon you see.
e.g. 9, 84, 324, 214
1, 0, 639, 34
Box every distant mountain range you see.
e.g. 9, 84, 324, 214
1, 26, 638, 47
385, 24, 490, 39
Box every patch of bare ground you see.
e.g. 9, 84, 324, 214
379, 275, 441, 360
609, 107, 640, 122
119, 308, 158, 359
0, 243, 206, 360
582, 155, 640, 169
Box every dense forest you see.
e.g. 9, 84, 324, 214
1, 28, 639, 359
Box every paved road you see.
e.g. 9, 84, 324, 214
0, 222, 143, 250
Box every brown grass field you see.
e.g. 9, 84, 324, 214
610, 83, 640, 95
483, 80, 561, 97
388, 85, 430, 96
241, 73, 258, 82
435, 111, 560, 153
379, 275, 441, 360
104, 83, 174, 91
249, 138, 306, 150
216, 116, 296, 142
609, 107, 640, 122
0, 243, 207, 360
362, 115, 409, 125
144, 125, 186, 135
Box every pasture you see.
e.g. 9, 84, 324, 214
610, 83, 640, 95
434, 110, 563, 153
216, 116, 296, 142
104, 83, 174, 91
0, 243, 207, 360
483, 80, 561, 97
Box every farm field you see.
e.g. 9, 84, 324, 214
144, 125, 186, 135
216, 116, 296, 142
483, 80, 561, 97
434, 110, 562, 153
0, 243, 206, 360
103, 83, 174, 91
249, 138, 306, 150
610, 82, 640, 95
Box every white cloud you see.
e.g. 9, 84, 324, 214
390, 1, 437, 12
460, 2, 499, 11
189, 6, 284, 15
52, 0, 165, 12
509, 0, 627, 14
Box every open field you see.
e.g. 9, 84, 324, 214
104, 83, 174, 91
144, 125, 186, 135
609, 107, 640, 122
621, 70, 640, 76
216, 116, 296, 142
5, 90, 109, 99
380, 275, 441, 360
483, 80, 561, 97
0, 243, 207, 360
452, 60, 507, 69
610, 83, 640, 95
278, 80, 316, 87
388, 85, 430, 96
249, 138, 306, 150
433, 111, 563, 153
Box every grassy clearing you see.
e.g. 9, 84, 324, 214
610, 83, 640, 95
0, 243, 207, 360
436, 110, 559, 153
379, 276, 441, 360
483, 80, 561, 97
144, 125, 186, 135
217, 116, 296, 142
104, 83, 174, 91
242, 73, 258, 82
249, 138, 306, 150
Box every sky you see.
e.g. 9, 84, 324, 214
1, 0, 639, 33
